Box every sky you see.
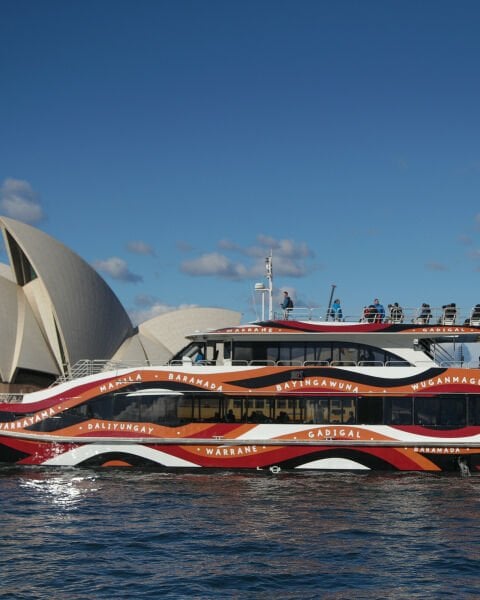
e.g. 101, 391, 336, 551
1, 0, 480, 325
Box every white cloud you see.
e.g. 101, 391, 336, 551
181, 252, 249, 279
129, 301, 198, 325
256, 234, 314, 259
133, 293, 158, 307
0, 178, 45, 223
182, 235, 317, 281
126, 240, 155, 256
93, 256, 142, 282
219, 235, 314, 260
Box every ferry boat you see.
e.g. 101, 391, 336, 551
1, 271, 480, 473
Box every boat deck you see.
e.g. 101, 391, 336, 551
277, 304, 479, 325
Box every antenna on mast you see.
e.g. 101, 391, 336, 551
326, 284, 336, 321
265, 251, 273, 319
254, 251, 273, 321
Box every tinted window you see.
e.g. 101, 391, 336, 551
468, 395, 480, 425
385, 397, 413, 425
414, 396, 466, 429
357, 397, 383, 424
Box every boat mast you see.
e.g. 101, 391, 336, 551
326, 283, 336, 321
265, 251, 273, 319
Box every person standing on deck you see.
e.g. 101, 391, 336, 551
281, 291, 294, 319
331, 299, 343, 321
373, 298, 385, 322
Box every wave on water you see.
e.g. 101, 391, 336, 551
1, 468, 480, 599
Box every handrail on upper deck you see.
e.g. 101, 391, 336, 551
276, 305, 480, 325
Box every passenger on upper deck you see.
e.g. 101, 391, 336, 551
417, 303, 432, 324
470, 304, 480, 325
441, 303, 457, 324
329, 298, 343, 321
373, 299, 385, 323
363, 305, 377, 323
388, 302, 404, 323
281, 291, 294, 319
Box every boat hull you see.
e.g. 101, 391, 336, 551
1, 431, 479, 473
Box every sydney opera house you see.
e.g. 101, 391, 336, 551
0, 216, 240, 393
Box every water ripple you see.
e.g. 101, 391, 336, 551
1, 468, 480, 599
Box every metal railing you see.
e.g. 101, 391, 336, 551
0, 393, 25, 404
275, 305, 480, 325
52, 359, 151, 385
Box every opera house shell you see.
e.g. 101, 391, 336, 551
0, 216, 241, 393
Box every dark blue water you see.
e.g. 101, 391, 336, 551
1, 468, 479, 599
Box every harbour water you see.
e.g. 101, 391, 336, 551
1, 467, 479, 599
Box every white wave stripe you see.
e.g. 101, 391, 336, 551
296, 458, 370, 470
375, 425, 480, 443
236, 424, 480, 443
42, 443, 200, 467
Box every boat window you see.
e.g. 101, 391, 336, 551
85, 393, 180, 425
342, 398, 356, 424
0, 411, 19, 422
305, 343, 321, 362
384, 397, 413, 425
224, 342, 231, 359
414, 396, 466, 429
357, 397, 383, 424
233, 344, 254, 363
278, 344, 291, 363
302, 397, 355, 424
332, 343, 358, 364
317, 345, 333, 363
170, 342, 198, 362
330, 397, 343, 423
304, 398, 328, 423
24, 390, 478, 432
290, 344, 306, 362
266, 345, 279, 362
269, 343, 306, 364
358, 348, 385, 366
232, 340, 409, 366
25, 407, 90, 432
468, 395, 480, 425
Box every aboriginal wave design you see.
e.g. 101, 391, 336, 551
227, 367, 447, 390
1, 422, 480, 473
258, 321, 409, 333
76, 448, 399, 470
254, 321, 480, 334
0, 437, 473, 472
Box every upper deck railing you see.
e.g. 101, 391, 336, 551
274, 305, 480, 325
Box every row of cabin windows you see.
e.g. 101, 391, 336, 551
23, 393, 480, 431
176, 341, 410, 366
229, 341, 408, 365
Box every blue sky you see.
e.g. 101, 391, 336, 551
1, 0, 480, 325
